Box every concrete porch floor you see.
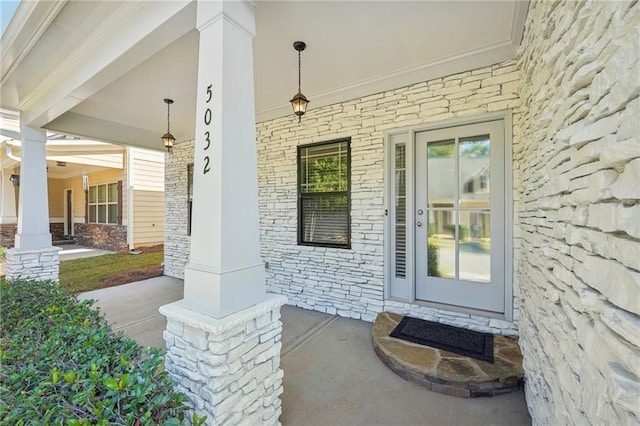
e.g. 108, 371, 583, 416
79, 277, 531, 425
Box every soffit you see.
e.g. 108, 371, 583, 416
0, 0, 527, 151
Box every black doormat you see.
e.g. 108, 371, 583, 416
390, 316, 494, 363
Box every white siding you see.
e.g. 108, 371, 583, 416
128, 148, 165, 247
133, 189, 164, 246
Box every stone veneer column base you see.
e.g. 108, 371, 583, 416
0, 223, 17, 248
6, 246, 61, 281
159, 295, 288, 426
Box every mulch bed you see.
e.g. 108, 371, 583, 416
98, 264, 164, 289
137, 244, 164, 254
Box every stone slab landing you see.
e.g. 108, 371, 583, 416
373, 312, 524, 398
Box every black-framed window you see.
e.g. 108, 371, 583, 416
297, 138, 351, 248
187, 163, 194, 236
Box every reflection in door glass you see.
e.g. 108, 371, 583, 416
427, 139, 455, 208
458, 210, 491, 282
460, 136, 490, 207
425, 134, 492, 284
427, 211, 455, 279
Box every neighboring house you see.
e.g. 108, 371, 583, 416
0, 132, 164, 252
1, 1, 638, 425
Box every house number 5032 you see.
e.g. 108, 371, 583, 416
202, 84, 212, 175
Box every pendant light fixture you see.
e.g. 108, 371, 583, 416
161, 98, 175, 153
290, 41, 309, 122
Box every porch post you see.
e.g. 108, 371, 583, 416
160, 1, 286, 424
0, 168, 18, 247
181, 0, 267, 317
6, 122, 60, 281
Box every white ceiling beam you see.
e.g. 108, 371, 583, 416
1, 1, 67, 85
19, 1, 196, 129
46, 112, 166, 152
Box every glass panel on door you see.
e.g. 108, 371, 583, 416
458, 210, 490, 282
415, 120, 505, 313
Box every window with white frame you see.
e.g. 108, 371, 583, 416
88, 183, 119, 224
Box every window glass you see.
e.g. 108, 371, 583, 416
427, 139, 455, 208
97, 205, 107, 223
108, 204, 118, 224
298, 139, 350, 247
187, 164, 194, 202
301, 195, 349, 245
300, 142, 348, 193
108, 183, 118, 202
187, 164, 194, 236
97, 185, 107, 203
88, 182, 119, 225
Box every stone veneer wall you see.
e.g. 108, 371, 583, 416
1, 223, 67, 247
5, 246, 61, 281
0, 223, 17, 248
49, 223, 64, 238
257, 61, 521, 334
164, 60, 522, 335
160, 296, 286, 425
74, 223, 128, 252
515, 1, 639, 424
164, 141, 194, 278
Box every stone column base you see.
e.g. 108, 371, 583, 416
0, 223, 17, 248
6, 246, 61, 281
160, 295, 288, 425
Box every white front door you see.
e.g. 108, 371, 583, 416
414, 120, 505, 312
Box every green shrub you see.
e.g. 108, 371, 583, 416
444, 225, 468, 241
0, 279, 194, 425
0, 246, 6, 263
427, 243, 440, 277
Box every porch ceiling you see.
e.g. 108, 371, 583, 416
0, 0, 528, 152
0, 138, 124, 177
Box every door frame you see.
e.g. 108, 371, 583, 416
64, 188, 74, 236
384, 110, 513, 320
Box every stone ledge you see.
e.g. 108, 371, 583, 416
160, 295, 288, 334
373, 312, 524, 398
7, 246, 62, 255
161, 293, 286, 425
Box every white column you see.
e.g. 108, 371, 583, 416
14, 122, 52, 249
161, 6, 286, 422
6, 121, 59, 282
183, 0, 266, 317
0, 168, 17, 224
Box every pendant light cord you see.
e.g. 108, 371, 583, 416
298, 50, 302, 94
166, 102, 171, 133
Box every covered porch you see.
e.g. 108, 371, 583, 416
79, 276, 531, 425
2, 0, 638, 424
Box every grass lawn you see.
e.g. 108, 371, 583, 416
60, 252, 164, 293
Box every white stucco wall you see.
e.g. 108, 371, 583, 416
165, 58, 522, 335
516, 0, 639, 424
